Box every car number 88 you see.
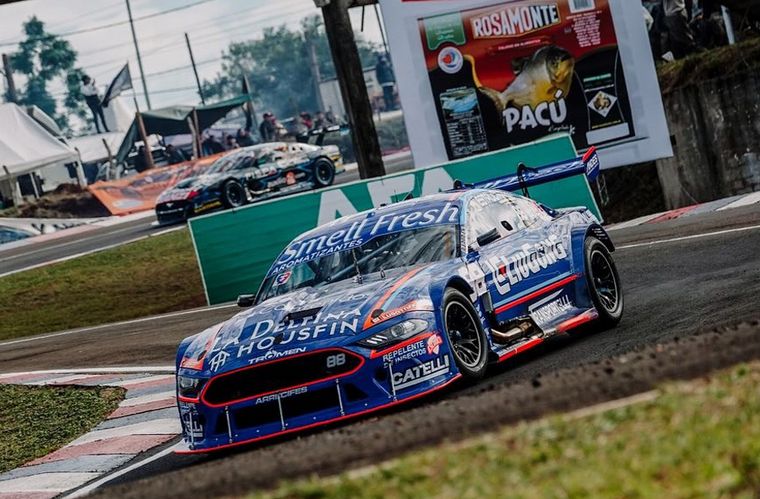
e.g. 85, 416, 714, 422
326, 353, 346, 369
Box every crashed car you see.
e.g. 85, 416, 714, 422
175, 149, 623, 453
155, 142, 343, 225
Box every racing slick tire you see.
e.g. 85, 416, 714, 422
221, 180, 247, 208
313, 158, 336, 188
584, 237, 624, 328
442, 288, 489, 380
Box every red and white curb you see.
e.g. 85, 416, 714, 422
0, 368, 179, 499
606, 192, 760, 231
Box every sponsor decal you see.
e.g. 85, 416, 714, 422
482, 234, 568, 295
275, 270, 292, 286
249, 347, 307, 365
438, 46, 464, 74
426, 333, 443, 355
368, 299, 434, 327
236, 310, 363, 358
528, 290, 573, 327
208, 350, 230, 372
181, 410, 204, 439
470, 4, 561, 39
503, 91, 568, 134
271, 202, 459, 274
382, 338, 427, 364
255, 386, 308, 405
392, 356, 450, 390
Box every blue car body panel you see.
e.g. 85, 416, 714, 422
174, 150, 612, 453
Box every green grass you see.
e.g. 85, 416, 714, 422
255, 362, 760, 499
0, 229, 205, 340
0, 384, 124, 472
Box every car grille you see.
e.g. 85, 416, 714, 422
155, 201, 189, 223
202, 349, 363, 407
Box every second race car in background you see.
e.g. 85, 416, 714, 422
155, 142, 343, 225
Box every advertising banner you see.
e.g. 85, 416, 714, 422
88, 153, 224, 216
379, 0, 672, 169
189, 134, 598, 305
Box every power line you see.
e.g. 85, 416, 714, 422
0, 0, 219, 48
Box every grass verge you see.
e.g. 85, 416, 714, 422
255, 362, 760, 498
0, 384, 124, 473
0, 229, 204, 340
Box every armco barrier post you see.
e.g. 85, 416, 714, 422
189, 135, 600, 305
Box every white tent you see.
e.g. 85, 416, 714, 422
68, 132, 125, 164
0, 103, 81, 206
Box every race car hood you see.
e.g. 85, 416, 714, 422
156, 174, 224, 203
179, 265, 443, 375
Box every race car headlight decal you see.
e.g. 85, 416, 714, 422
177, 375, 207, 399
356, 319, 428, 349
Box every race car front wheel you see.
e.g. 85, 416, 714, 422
221, 180, 246, 208
584, 237, 624, 328
443, 288, 489, 379
313, 158, 336, 188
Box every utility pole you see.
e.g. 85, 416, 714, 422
125, 0, 151, 109
185, 32, 205, 105
307, 37, 325, 112
321, 0, 385, 179
2, 54, 16, 103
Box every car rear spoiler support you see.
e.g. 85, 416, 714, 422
453, 147, 601, 199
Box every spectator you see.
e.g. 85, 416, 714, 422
375, 53, 396, 111
80, 74, 109, 133
313, 110, 330, 130
259, 112, 277, 142
134, 146, 150, 173
224, 134, 239, 150
236, 128, 255, 147
165, 144, 188, 165
663, 0, 699, 58
300, 112, 314, 130
202, 134, 225, 155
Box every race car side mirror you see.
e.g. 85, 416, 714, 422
237, 294, 256, 308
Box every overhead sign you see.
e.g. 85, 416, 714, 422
379, 0, 673, 169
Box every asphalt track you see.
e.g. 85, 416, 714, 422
0, 153, 414, 276
2, 203, 759, 497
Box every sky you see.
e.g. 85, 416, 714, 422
0, 0, 386, 121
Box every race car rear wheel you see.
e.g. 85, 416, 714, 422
221, 180, 246, 208
313, 158, 336, 188
443, 288, 489, 379
585, 237, 623, 327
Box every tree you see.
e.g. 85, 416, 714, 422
202, 15, 378, 119
9, 16, 86, 130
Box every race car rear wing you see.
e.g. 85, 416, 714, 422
453, 147, 600, 198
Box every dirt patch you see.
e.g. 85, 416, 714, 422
94, 319, 760, 499
658, 36, 760, 94
9, 184, 110, 219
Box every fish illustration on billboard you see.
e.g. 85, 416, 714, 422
474, 45, 575, 116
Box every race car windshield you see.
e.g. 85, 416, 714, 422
206, 153, 256, 174
258, 225, 458, 302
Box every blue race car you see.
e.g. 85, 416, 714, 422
175, 150, 622, 453
155, 143, 343, 225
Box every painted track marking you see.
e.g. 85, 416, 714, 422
617, 224, 760, 250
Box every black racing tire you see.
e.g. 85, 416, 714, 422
313, 158, 336, 188
584, 237, 624, 328
442, 288, 489, 380
221, 180, 246, 208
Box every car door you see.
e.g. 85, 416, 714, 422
467, 192, 572, 324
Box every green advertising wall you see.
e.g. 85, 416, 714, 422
189, 135, 600, 305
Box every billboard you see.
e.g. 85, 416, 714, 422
88, 153, 224, 216
379, 0, 672, 169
